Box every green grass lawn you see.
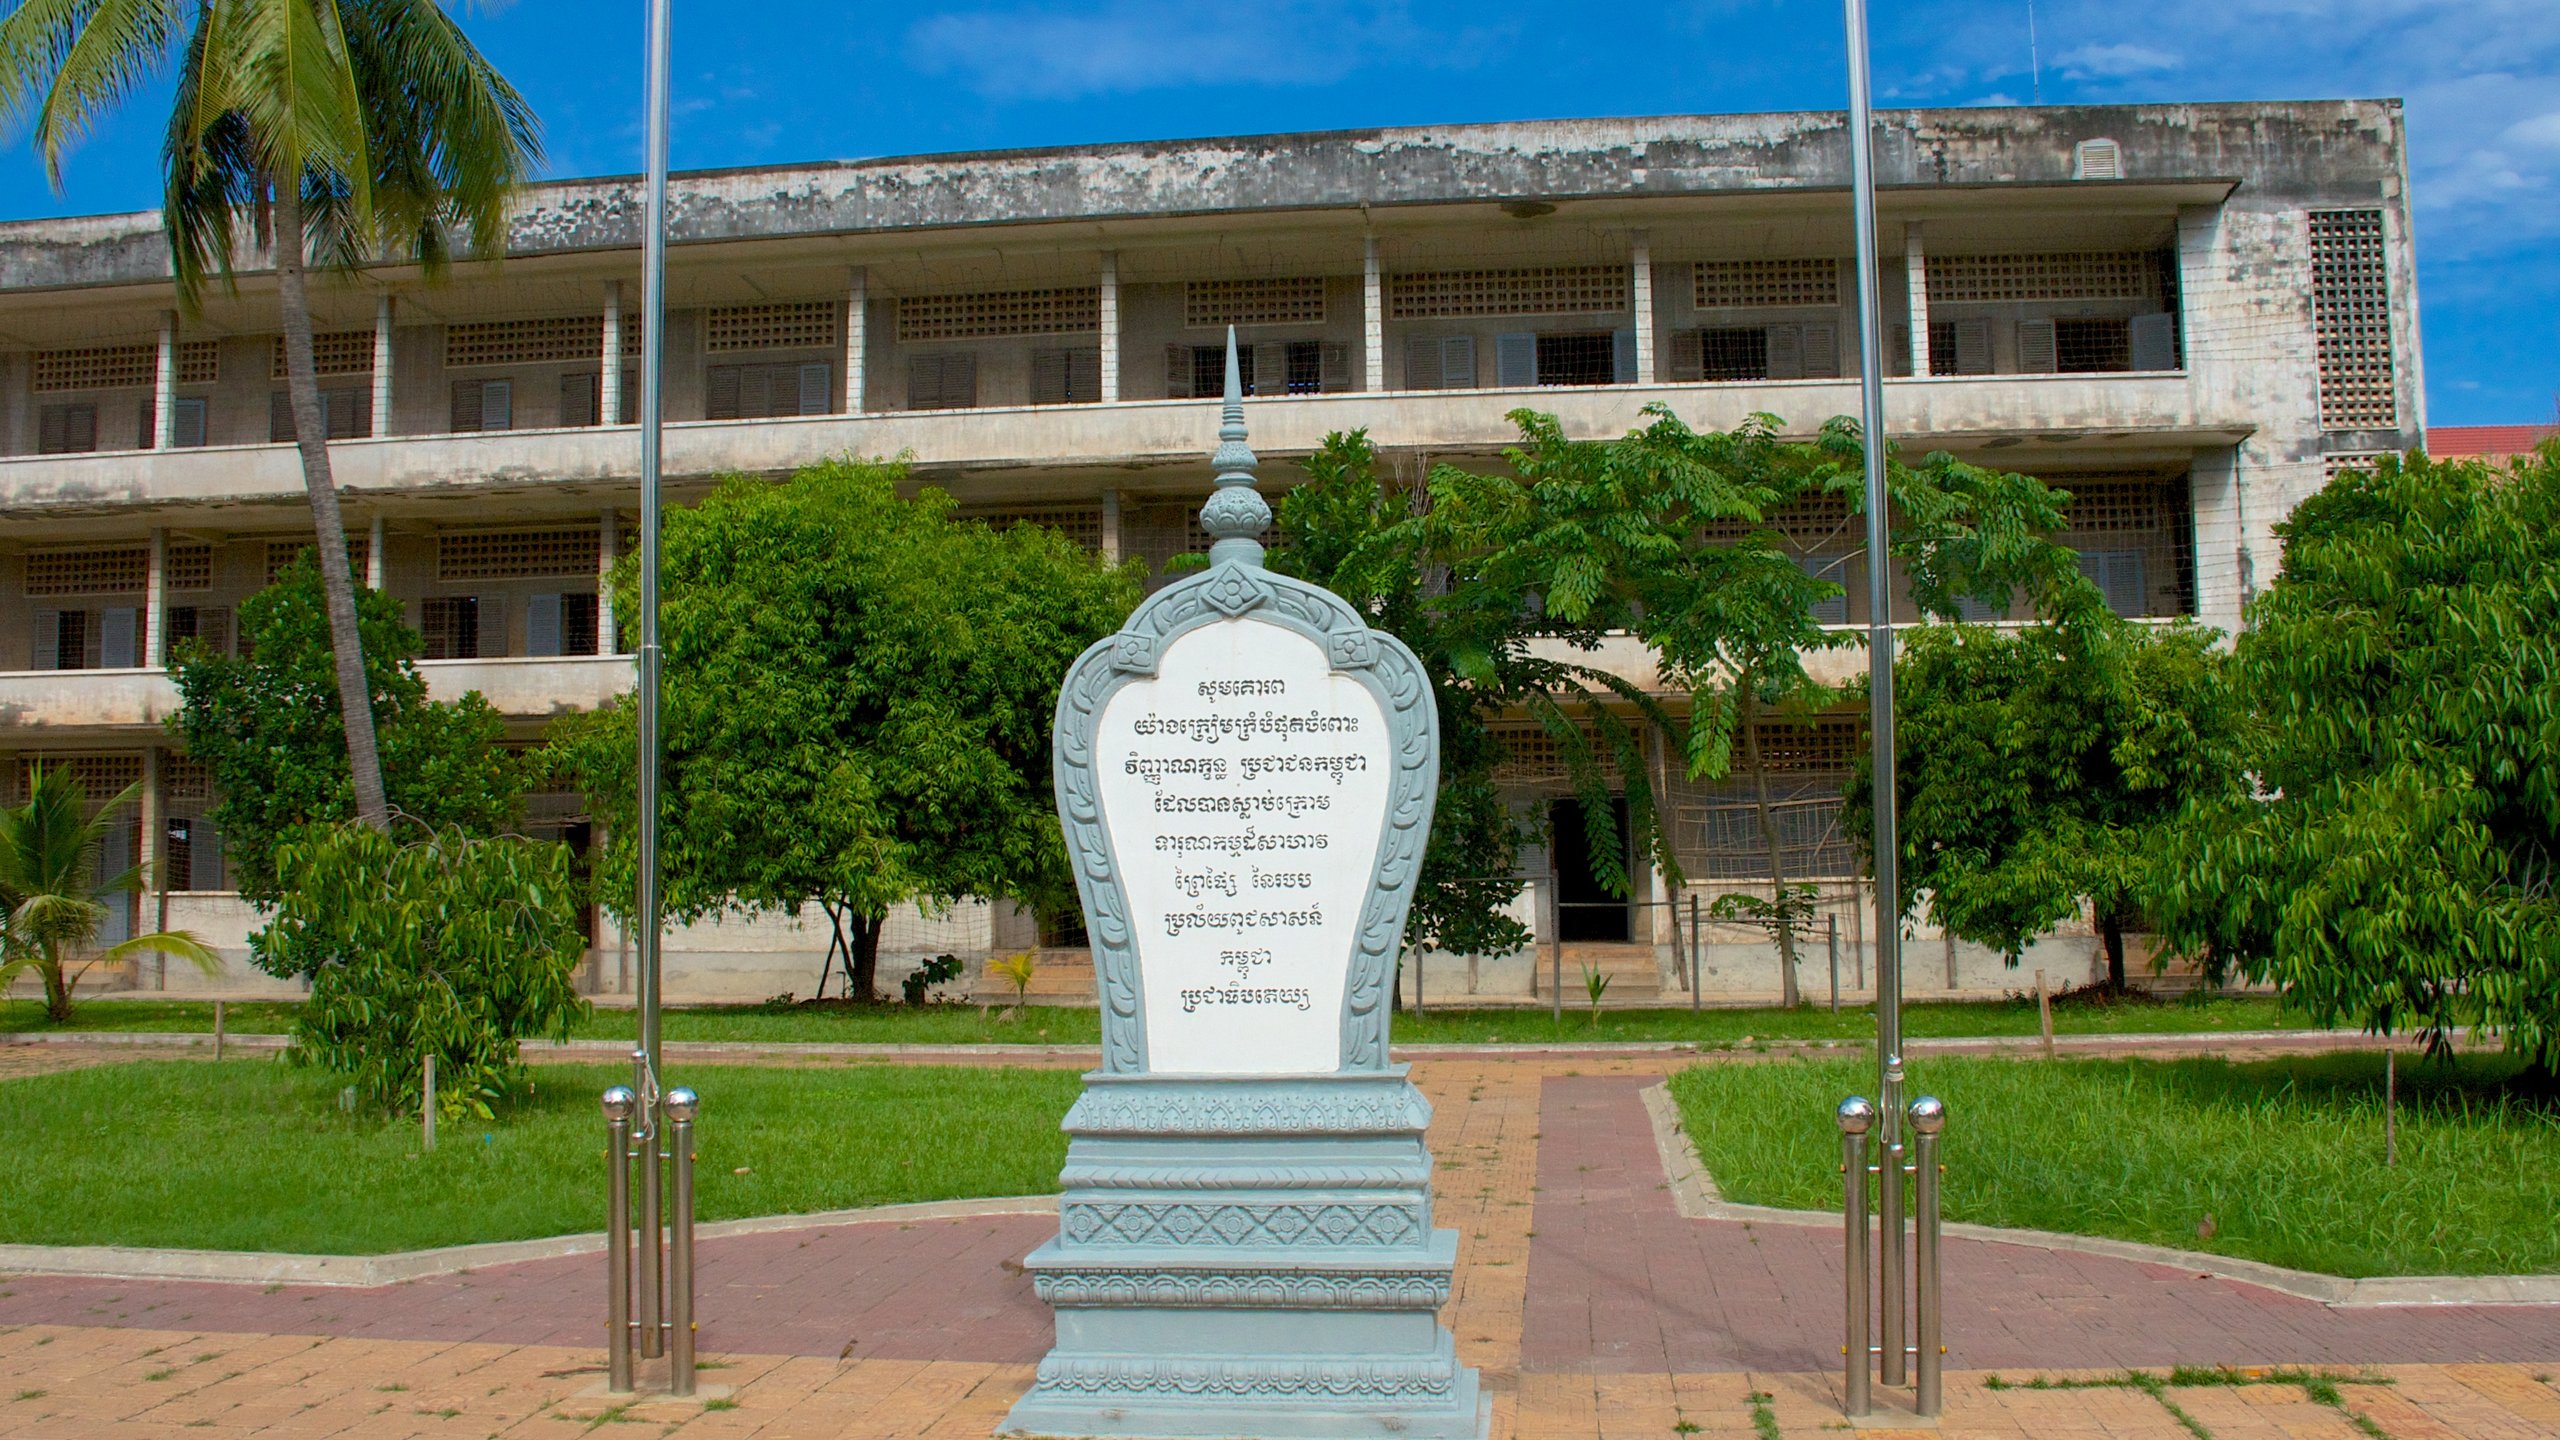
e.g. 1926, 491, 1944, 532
6, 990, 2307, 1047
1669, 1051, 2560, 1278
0, 1059, 1078, 1254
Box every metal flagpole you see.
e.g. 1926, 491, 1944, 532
1841, 0, 1908, 1389
633, 0, 674, 1361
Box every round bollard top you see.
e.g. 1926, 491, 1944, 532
1835, 1095, 1876, 1135
663, 1087, 700, 1123
1908, 1094, 1947, 1135
601, 1086, 637, 1122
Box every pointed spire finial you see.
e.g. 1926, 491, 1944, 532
1200, 324, 1269, 567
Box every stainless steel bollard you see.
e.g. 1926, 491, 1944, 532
1827, 915, 1840, 1013
1909, 1096, 1946, 1418
602, 1086, 637, 1393
1878, 1052, 1906, 1387
634, 1050, 663, 1359
1689, 894, 1702, 1013
1837, 1097, 1874, 1418
664, 1087, 699, 1397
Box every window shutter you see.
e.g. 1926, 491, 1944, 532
1165, 344, 1193, 399
1798, 555, 1850, 625
2016, 320, 2059, 374
798, 361, 832, 415
95, 821, 133, 944
1403, 335, 1440, 391
561, 373, 598, 428
1669, 329, 1705, 382
476, 594, 506, 658
1494, 332, 1537, 388
449, 380, 483, 433
1802, 323, 1840, 378
32, 609, 58, 670
1613, 326, 1637, 383
70, 404, 96, 452
1251, 342, 1289, 396
707, 364, 742, 419
1318, 342, 1351, 392
38, 405, 66, 454
1070, 348, 1101, 403
1953, 319, 1993, 375
1440, 335, 1478, 389
190, 816, 224, 891
1889, 324, 1911, 377
945, 352, 978, 408
1956, 594, 2006, 622
173, 396, 207, 447
1032, 349, 1070, 405
2075, 550, 2146, 614
323, 387, 365, 439
100, 606, 138, 668
137, 398, 156, 449
1766, 324, 1806, 380
481, 380, 512, 430
526, 593, 563, 657
2129, 313, 2177, 372
619, 367, 638, 424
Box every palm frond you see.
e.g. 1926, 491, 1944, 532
0, 0, 189, 186
103, 926, 224, 974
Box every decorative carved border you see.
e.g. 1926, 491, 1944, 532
1051, 561, 1439, 1073
1032, 1270, 1452, 1310
1062, 1077, 1434, 1135
1030, 1353, 1462, 1398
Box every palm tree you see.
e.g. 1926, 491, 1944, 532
0, 1, 542, 829
0, 764, 219, 1022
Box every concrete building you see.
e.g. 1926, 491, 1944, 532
0, 101, 2424, 1004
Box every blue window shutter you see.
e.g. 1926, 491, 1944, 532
100, 607, 138, 668
1613, 327, 1637, 383
1495, 333, 1537, 388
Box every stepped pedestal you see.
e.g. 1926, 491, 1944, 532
1004, 1071, 1483, 1440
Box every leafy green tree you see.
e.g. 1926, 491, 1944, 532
2152, 447, 2560, 1066
256, 821, 587, 1117
1850, 596, 2243, 993
167, 555, 523, 906
0, 0, 542, 828
550, 459, 1139, 1003
0, 764, 220, 1022
1269, 431, 1535, 976
1413, 408, 2077, 1002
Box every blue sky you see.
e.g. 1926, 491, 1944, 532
2, 0, 2552, 426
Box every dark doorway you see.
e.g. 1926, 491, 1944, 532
1551, 797, 1632, 942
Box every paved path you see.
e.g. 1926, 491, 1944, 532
6, 1052, 2560, 1438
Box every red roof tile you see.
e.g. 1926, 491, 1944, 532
2428, 425, 2558, 458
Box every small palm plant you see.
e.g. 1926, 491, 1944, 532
988, 949, 1038, 1019
1580, 962, 1612, 1029
0, 766, 220, 1022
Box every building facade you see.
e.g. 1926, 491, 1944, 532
0, 101, 2423, 1003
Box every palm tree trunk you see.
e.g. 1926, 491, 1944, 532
41, 946, 71, 1023
1740, 688, 1803, 1008
272, 183, 389, 830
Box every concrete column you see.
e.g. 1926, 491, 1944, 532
1630, 231, 1655, 385
598, 509, 620, 651
1100, 488, 1122, 565
138, 744, 162, 982
371, 293, 394, 437
144, 527, 167, 667
366, 513, 385, 589
1098, 253, 1120, 403
844, 268, 867, 413
153, 313, 177, 450
1362, 237, 1384, 392
1903, 222, 1930, 378
601, 282, 625, 425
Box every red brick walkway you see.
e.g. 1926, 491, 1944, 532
1520, 1073, 2560, 1373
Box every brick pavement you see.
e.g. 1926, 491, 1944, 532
6, 1051, 2560, 1438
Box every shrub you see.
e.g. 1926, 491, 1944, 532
253, 822, 589, 1117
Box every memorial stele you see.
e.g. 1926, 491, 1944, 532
1004, 334, 1487, 1440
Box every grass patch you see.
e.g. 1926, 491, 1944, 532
1669, 1051, 2560, 1278
6, 991, 2306, 1046
0, 1059, 1077, 1254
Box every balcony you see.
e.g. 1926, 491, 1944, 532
0, 372, 2246, 516
0, 653, 633, 735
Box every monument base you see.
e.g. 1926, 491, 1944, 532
1002, 1070, 1485, 1440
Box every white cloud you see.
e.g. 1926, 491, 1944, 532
905, 2, 1493, 101
2057, 43, 2180, 79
